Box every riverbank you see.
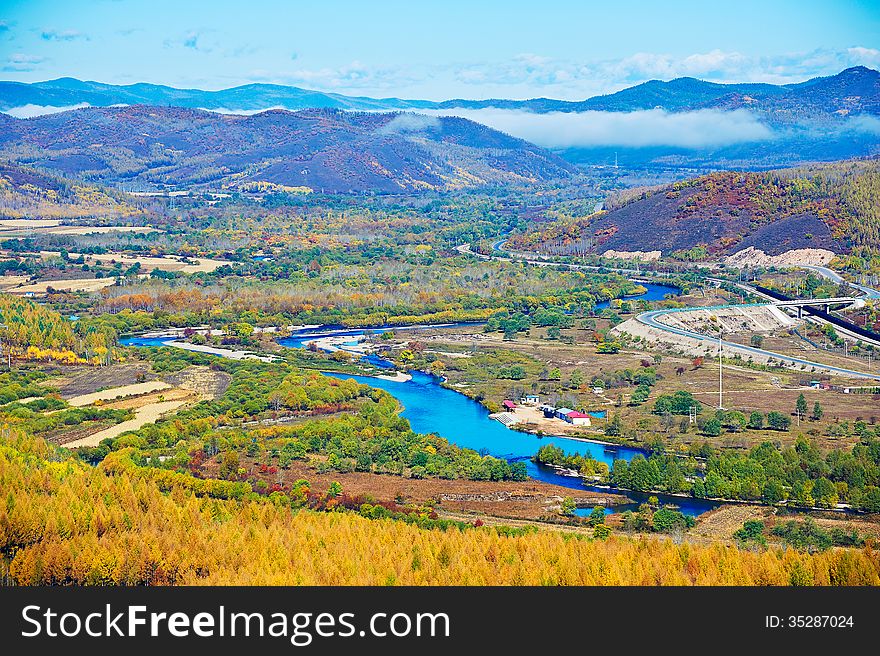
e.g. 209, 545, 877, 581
164, 340, 280, 362
123, 332, 724, 517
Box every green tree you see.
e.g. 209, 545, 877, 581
795, 393, 808, 419
652, 507, 695, 533
811, 401, 823, 421
587, 505, 606, 526
747, 411, 764, 430
218, 450, 240, 481
232, 322, 255, 338
559, 497, 576, 516
733, 520, 766, 546
596, 341, 621, 354
812, 477, 838, 508
703, 418, 722, 437
593, 524, 612, 539
604, 413, 623, 437
767, 411, 791, 431
762, 480, 786, 504
630, 384, 651, 406
653, 390, 700, 415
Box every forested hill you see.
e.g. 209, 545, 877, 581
0, 163, 144, 219
0, 106, 575, 193
508, 159, 880, 258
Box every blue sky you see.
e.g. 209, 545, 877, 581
1, 0, 879, 100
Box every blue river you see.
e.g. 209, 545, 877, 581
595, 282, 680, 309
122, 282, 717, 515
323, 370, 717, 517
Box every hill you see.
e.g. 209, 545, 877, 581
0, 77, 433, 113
508, 159, 880, 258
4, 67, 877, 123
0, 162, 145, 219
0, 106, 574, 193
470, 66, 880, 124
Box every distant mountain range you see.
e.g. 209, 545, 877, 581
0, 106, 574, 192
0, 67, 878, 182
441, 66, 880, 124
0, 76, 435, 113
3, 67, 878, 123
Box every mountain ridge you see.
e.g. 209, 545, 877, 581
3, 67, 877, 123
506, 159, 880, 257
0, 104, 574, 193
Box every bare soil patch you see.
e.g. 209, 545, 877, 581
45, 362, 157, 399
45, 362, 157, 398
164, 365, 232, 399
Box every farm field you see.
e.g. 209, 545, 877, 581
40, 251, 231, 273
6, 277, 117, 294
0, 218, 158, 236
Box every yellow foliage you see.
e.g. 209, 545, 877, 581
1, 433, 879, 586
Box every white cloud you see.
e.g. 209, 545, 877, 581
3, 103, 90, 118
836, 115, 880, 137
40, 28, 88, 42
847, 46, 880, 68
2, 53, 47, 72
377, 113, 440, 135
416, 108, 775, 149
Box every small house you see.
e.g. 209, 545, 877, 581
520, 394, 540, 405
502, 399, 516, 411
555, 407, 574, 420
564, 411, 592, 426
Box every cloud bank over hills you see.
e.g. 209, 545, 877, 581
1, 66, 878, 168
414, 108, 775, 149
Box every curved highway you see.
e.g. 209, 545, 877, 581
800, 265, 880, 300
460, 239, 880, 382
637, 305, 880, 382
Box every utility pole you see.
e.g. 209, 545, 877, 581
0, 324, 8, 370
718, 327, 724, 410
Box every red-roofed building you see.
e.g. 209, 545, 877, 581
502, 400, 516, 410
564, 411, 592, 426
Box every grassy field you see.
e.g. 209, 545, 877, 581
395, 318, 878, 452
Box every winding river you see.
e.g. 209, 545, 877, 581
323, 369, 718, 516
123, 281, 719, 516
277, 282, 716, 516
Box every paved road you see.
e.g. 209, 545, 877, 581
800, 265, 880, 300
637, 306, 880, 382
459, 240, 880, 382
